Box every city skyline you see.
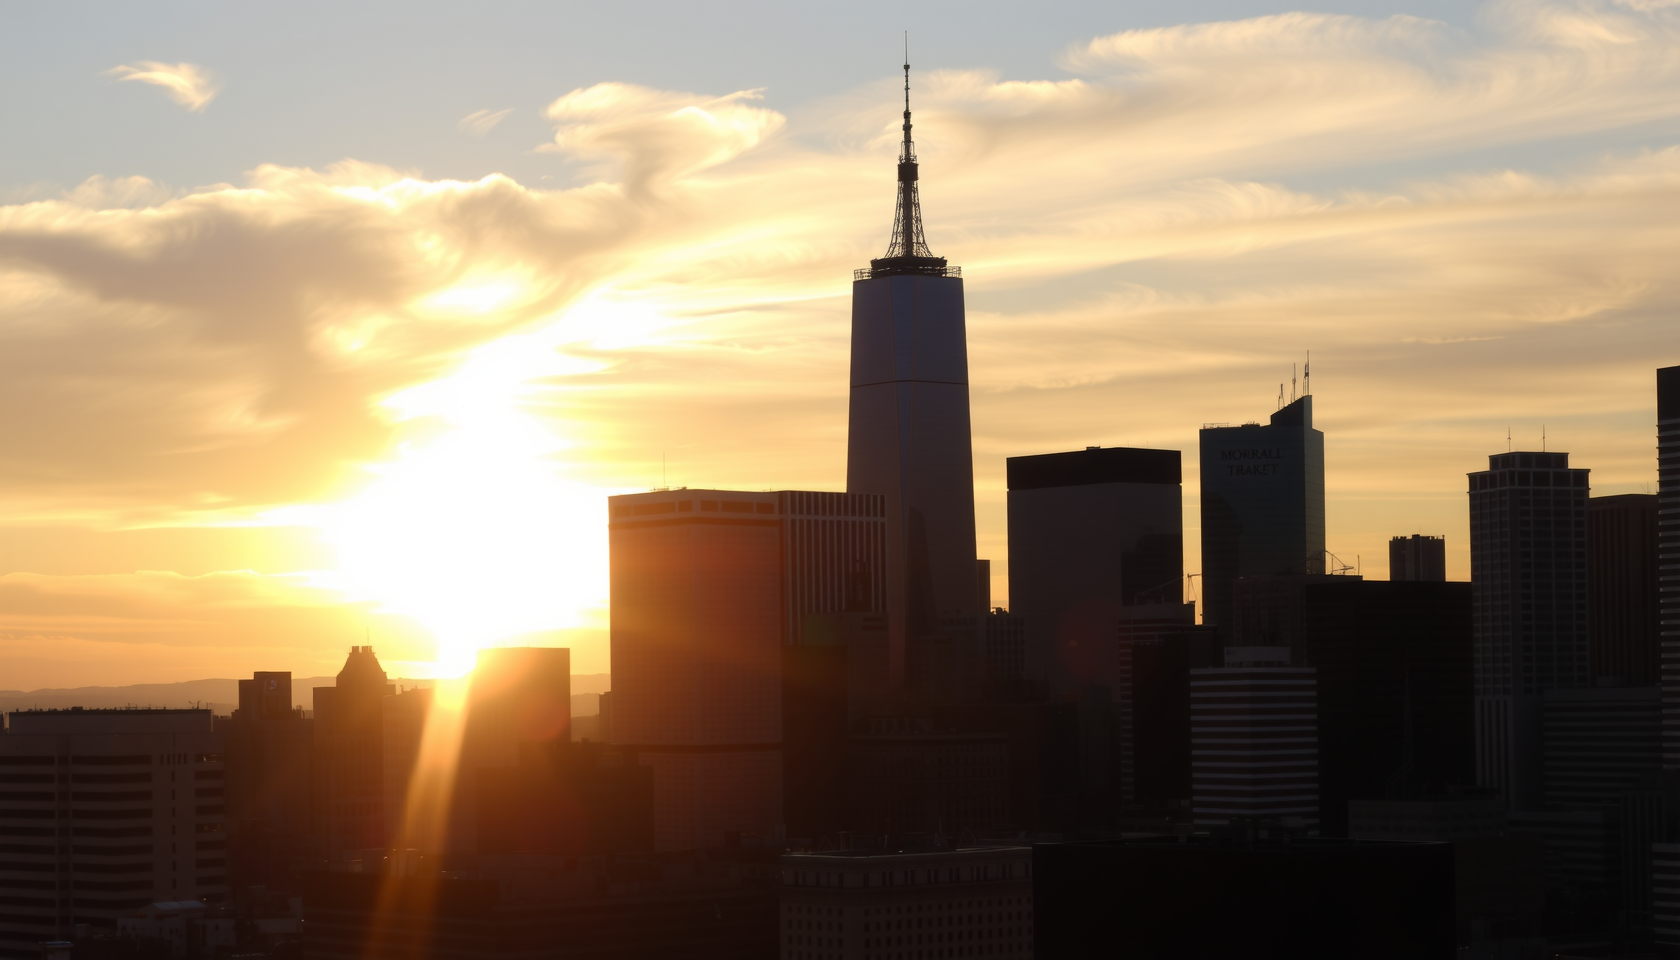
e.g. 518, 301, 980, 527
5, 1, 1680, 687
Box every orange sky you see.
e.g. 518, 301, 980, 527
4, 3, 1680, 687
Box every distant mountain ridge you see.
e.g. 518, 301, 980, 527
0, 673, 611, 716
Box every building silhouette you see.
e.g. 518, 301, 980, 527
310, 646, 431, 864
1298, 579, 1475, 837
1199, 395, 1327, 634
223, 671, 312, 892
846, 61, 979, 696
1468, 451, 1590, 810
1589, 494, 1660, 686
1005, 446, 1185, 693
608, 488, 885, 851
1662, 367, 1680, 767
0, 708, 227, 954
1391, 534, 1447, 581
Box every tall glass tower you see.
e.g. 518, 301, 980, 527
846, 60, 978, 690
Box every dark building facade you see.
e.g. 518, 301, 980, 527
1391, 534, 1447, 581
846, 66, 978, 694
1662, 367, 1680, 766
1189, 656, 1320, 830
1589, 493, 1659, 686
1299, 579, 1475, 836
608, 488, 886, 850
1541, 686, 1661, 809
0, 709, 227, 954
224, 671, 312, 892
1034, 836, 1455, 960
1199, 395, 1327, 634
1005, 446, 1183, 693
1468, 451, 1590, 810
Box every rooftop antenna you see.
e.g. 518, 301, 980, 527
1542, 425, 1546, 452
1303, 351, 1311, 397
881, 34, 933, 262
1507, 426, 1512, 452
1291, 364, 1297, 403
1278, 383, 1285, 411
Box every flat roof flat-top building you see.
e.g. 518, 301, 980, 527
1006, 446, 1185, 694
609, 487, 885, 852
0, 708, 227, 954
1468, 450, 1589, 810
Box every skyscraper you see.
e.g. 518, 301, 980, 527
1006, 446, 1186, 693
1199, 395, 1327, 634
1658, 367, 1680, 767
1588, 493, 1659, 686
608, 488, 885, 851
846, 60, 978, 691
1468, 451, 1590, 809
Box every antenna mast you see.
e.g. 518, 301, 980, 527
1303, 351, 1311, 396
880, 36, 935, 262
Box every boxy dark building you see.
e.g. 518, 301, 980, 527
1298, 579, 1475, 836
1034, 835, 1455, 959
1588, 493, 1659, 686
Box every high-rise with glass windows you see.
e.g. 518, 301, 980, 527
1468, 451, 1590, 810
1658, 367, 1680, 766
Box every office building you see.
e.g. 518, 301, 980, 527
1189, 653, 1319, 830
1589, 495, 1659, 685
846, 65, 979, 693
223, 671, 312, 891
609, 488, 885, 851
1230, 573, 1354, 661
0, 708, 226, 954
783, 612, 889, 839
1116, 624, 1217, 812
1199, 394, 1327, 634
473, 738, 654, 857
1541, 686, 1661, 808
1297, 579, 1474, 836
1468, 450, 1590, 809
1391, 534, 1447, 581
779, 845, 1033, 960
1662, 367, 1680, 765
1033, 835, 1455, 960
310, 646, 431, 863
1006, 446, 1184, 692
1655, 842, 1680, 950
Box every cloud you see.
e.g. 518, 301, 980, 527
105, 61, 220, 112
458, 108, 514, 137
6, 1, 1680, 680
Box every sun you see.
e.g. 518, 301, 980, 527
283, 316, 611, 677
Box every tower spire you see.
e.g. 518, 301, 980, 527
869, 39, 948, 275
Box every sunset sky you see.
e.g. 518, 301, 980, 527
2, 0, 1678, 688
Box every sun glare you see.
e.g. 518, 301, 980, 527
279, 312, 615, 677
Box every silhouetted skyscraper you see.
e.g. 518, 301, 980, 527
1199, 395, 1327, 633
312, 646, 394, 860
1588, 494, 1659, 686
1661, 366, 1680, 766
1468, 451, 1590, 810
1006, 446, 1185, 693
608, 488, 885, 851
846, 61, 978, 693
225, 671, 312, 891
1391, 534, 1447, 581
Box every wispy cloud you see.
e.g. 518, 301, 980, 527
105, 61, 220, 112
457, 108, 513, 138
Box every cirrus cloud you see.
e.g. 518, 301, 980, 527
105, 61, 221, 112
